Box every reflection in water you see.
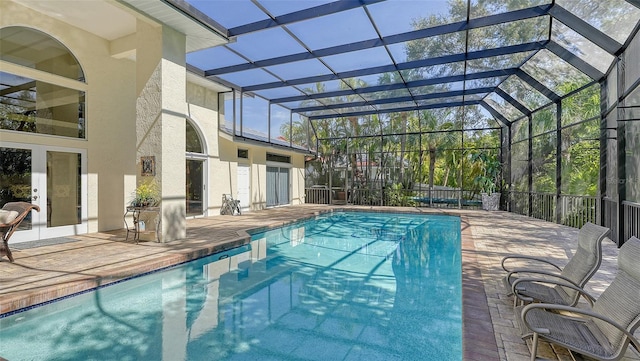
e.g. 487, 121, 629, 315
0, 212, 461, 360
390, 225, 462, 359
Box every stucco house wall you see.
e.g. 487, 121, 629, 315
187, 81, 307, 213
1, 1, 137, 233
1, 0, 308, 243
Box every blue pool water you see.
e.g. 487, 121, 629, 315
0, 212, 462, 360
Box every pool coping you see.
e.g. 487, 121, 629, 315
460, 216, 500, 360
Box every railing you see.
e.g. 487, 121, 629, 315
350, 188, 382, 206
623, 200, 640, 242
305, 187, 482, 209
305, 188, 331, 205
306, 187, 633, 238
509, 191, 598, 229
411, 189, 482, 209
531, 193, 556, 223
559, 195, 597, 229
603, 197, 619, 245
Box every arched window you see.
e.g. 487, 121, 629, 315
186, 120, 206, 217
0, 26, 86, 138
186, 120, 204, 153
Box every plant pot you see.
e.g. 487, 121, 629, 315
481, 192, 500, 211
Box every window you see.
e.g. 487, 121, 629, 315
237, 149, 248, 159
0, 27, 86, 138
266, 153, 291, 163
0, 27, 84, 81
186, 120, 204, 153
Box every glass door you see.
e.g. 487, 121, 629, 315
266, 165, 290, 207
0, 143, 87, 243
0, 146, 37, 240
186, 158, 205, 217
45, 149, 85, 237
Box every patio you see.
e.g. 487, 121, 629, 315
1, 205, 638, 361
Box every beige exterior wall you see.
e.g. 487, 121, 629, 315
1, 1, 308, 243
217, 138, 306, 210
186, 82, 307, 214
1, 1, 137, 233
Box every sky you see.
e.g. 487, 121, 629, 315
182, 0, 637, 136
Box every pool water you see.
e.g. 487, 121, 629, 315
0, 212, 462, 360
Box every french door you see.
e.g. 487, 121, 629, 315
266, 166, 290, 207
186, 157, 206, 217
0, 143, 87, 243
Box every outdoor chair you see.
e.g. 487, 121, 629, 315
501, 222, 610, 307
516, 236, 640, 361
0, 202, 40, 262
221, 194, 241, 216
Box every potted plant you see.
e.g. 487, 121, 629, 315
130, 179, 160, 208
472, 153, 501, 211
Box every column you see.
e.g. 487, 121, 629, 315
135, 20, 187, 242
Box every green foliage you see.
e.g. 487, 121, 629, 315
562, 139, 599, 196
471, 152, 501, 194
385, 183, 416, 207
292, 1, 602, 201
0, 90, 38, 133
131, 179, 160, 207
532, 134, 556, 193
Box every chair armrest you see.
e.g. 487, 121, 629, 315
501, 254, 563, 273
521, 303, 640, 353
512, 276, 596, 306
505, 267, 565, 288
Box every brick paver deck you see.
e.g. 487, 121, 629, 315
1, 205, 638, 360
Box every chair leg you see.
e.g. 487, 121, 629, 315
530, 332, 539, 361
2, 239, 14, 262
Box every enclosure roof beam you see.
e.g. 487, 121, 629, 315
494, 88, 531, 117
546, 41, 604, 80
293, 87, 494, 112
271, 68, 516, 103
627, 0, 640, 9
548, 4, 622, 55
515, 69, 560, 102
207, 5, 552, 75
227, 0, 386, 37
237, 42, 545, 92
481, 102, 512, 127
306, 100, 481, 120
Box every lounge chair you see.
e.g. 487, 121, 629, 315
501, 222, 610, 307
516, 236, 640, 361
0, 202, 40, 262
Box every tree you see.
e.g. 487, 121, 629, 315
283, 0, 550, 204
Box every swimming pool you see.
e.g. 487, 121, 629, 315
0, 211, 462, 360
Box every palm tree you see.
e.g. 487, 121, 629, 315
418, 109, 460, 201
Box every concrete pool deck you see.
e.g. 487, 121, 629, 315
1, 205, 638, 361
